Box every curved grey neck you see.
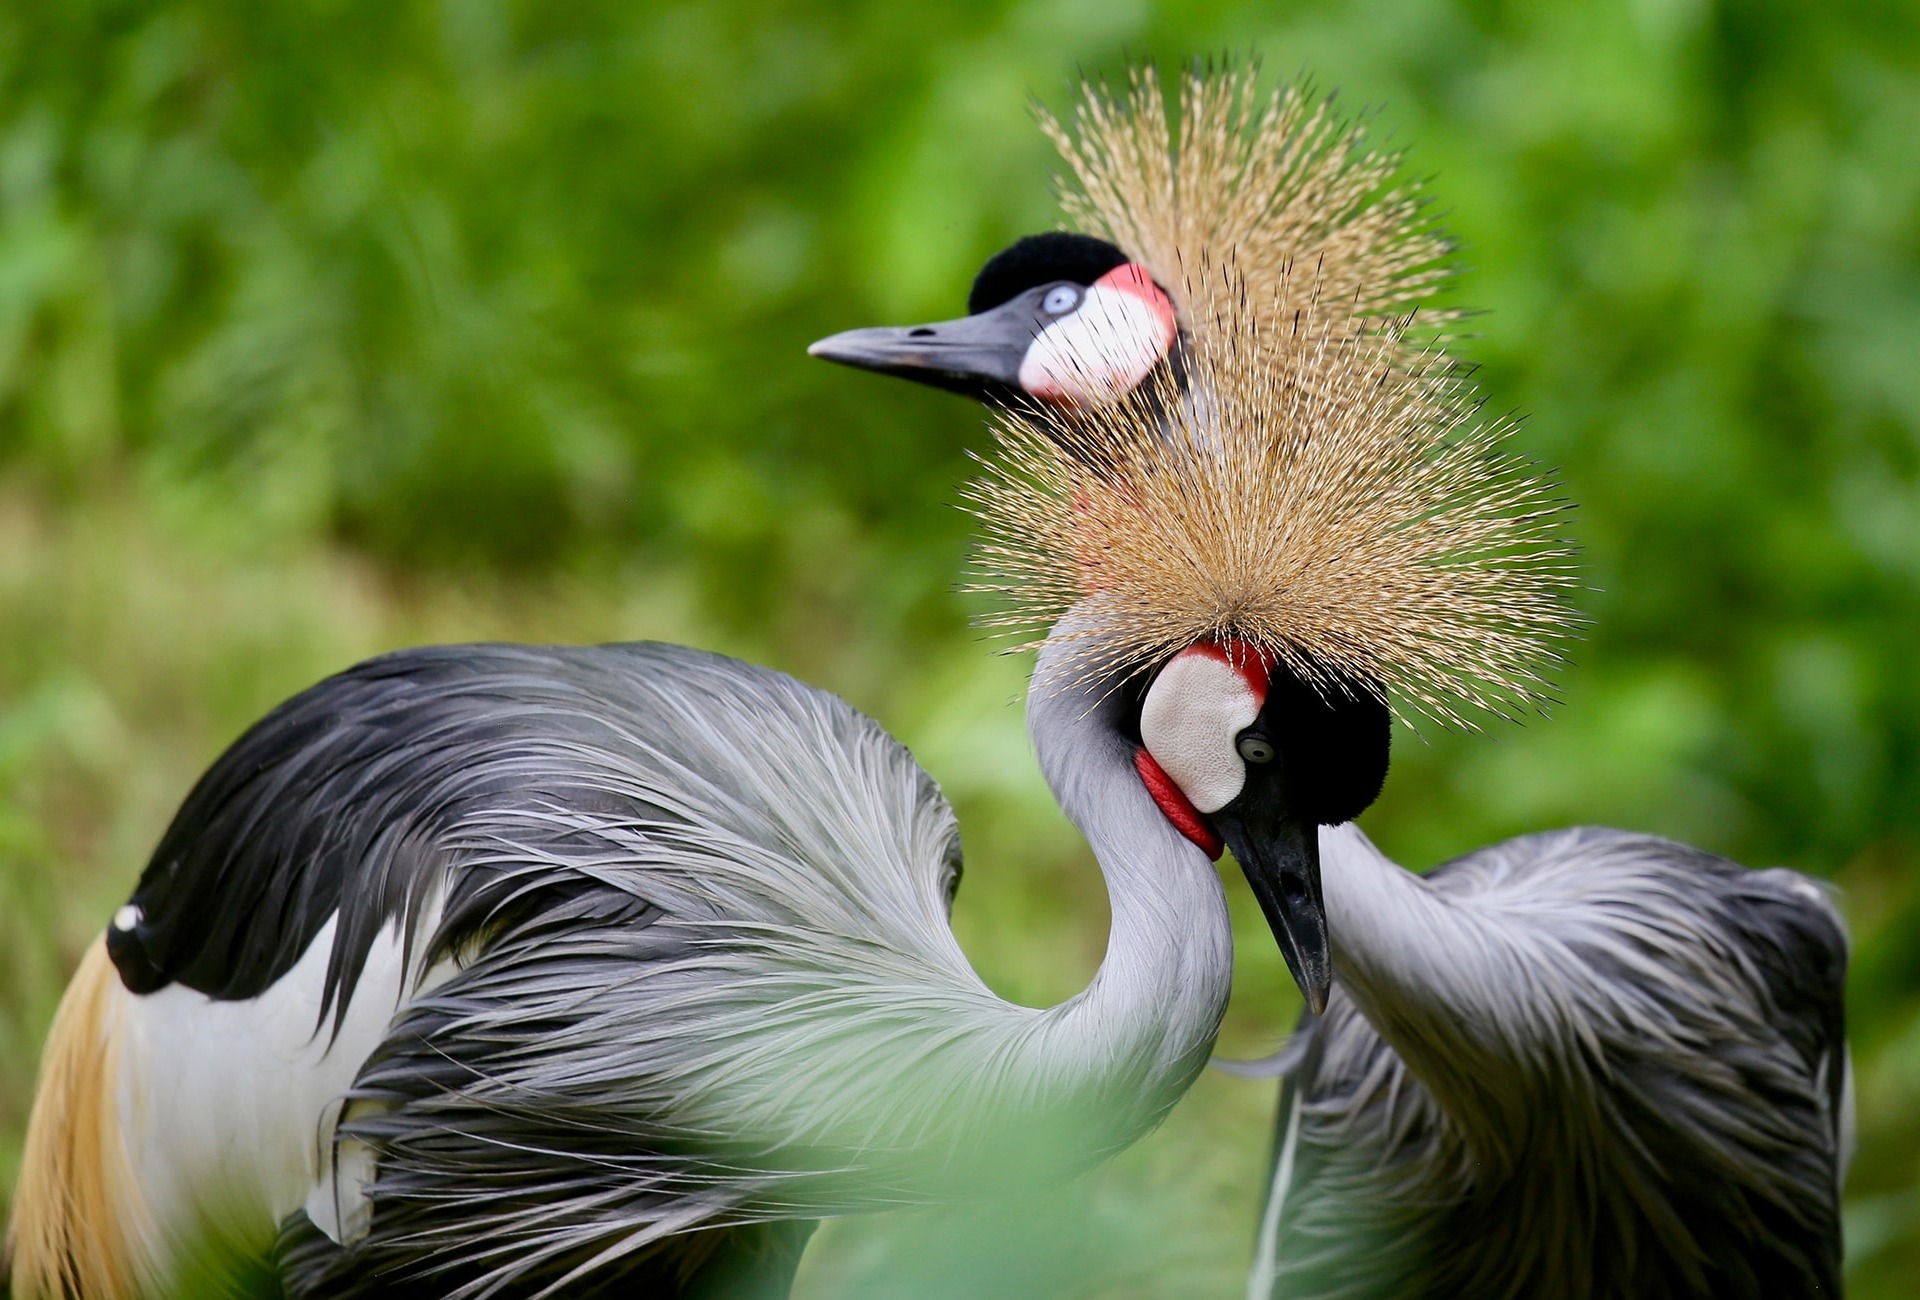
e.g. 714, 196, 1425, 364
1019, 635, 1234, 1140
1319, 824, 1546, 1159
652, 627, 1238, 1212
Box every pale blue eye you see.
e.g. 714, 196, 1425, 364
1042, 285, 1080, 315
1237, 734, 1276, 764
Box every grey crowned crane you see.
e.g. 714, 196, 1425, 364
817, 69, 1852, 1300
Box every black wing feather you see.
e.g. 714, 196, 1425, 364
106, 645, 696, 1017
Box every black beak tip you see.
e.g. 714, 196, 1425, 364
1220, 815, 1333, 1018
1275, 940, 1331, 1017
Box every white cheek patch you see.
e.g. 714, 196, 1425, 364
1019, 282, 1171, 405
1140, 652, 1262, 814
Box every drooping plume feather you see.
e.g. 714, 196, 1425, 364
970, 68, 1579, 724
1040, 66, 1454, 341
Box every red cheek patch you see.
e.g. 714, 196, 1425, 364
1105, 263, 1175, 345
1188, 639, 1272, 703
1135, 747, 1224, 860
1021, 262, 1176, 408
1094, 264, 1178, 348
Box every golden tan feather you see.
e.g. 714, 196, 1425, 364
965, 278, 1577, 726
10, 941, 143, 1300
1041, 66, 1455, 345
966, 66, 1575, 723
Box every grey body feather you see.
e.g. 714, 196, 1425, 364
119, 637, 1230, 1298
1250, 825, 1849, 1300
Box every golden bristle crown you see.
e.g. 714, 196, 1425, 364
1040, 65, 1454, 341
968, 70, 1579, 727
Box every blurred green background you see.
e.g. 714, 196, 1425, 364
1, 0, 1915, 1295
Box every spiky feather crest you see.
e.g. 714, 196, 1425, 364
968, 288, 1576, 724
965, 66, 1577, 725
1040, 66, 1455, 342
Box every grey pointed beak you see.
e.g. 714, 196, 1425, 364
807, 298, 1038, 400
1216, 812, 1331, 1014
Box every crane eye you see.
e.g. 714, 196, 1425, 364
1041, 284, 1081, 315
1237, 734, 1276, 764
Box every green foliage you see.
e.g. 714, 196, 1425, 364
0, 0, 1915, 1294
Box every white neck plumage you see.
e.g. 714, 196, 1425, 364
1023, 636, 1234, 1115
711, 630, 1234, 1206
1318, 824, 1541, 1165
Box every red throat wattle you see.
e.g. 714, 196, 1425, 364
1134, 747, 1224, 860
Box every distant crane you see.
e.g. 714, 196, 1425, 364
817, 68, 1853, 1300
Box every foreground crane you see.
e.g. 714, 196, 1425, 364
13, 629, 1303, 1299
816, 69, 1852, 1299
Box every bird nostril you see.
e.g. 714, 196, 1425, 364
907, 327, 936, 338
1280, 876, 1307, 907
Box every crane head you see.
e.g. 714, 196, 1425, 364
1135, 640, 1389, 1014
808, 232, 1178, 409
